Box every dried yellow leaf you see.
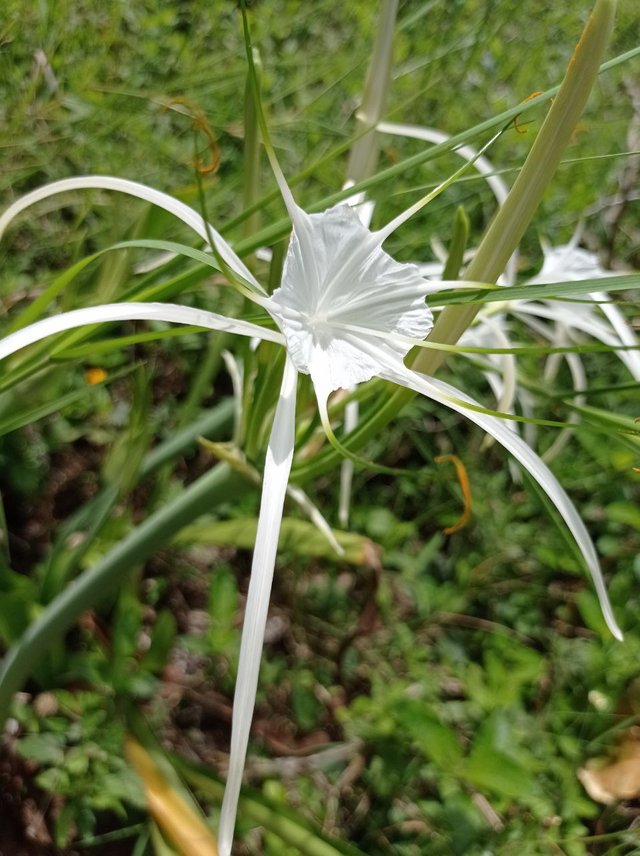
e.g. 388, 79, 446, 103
578, 738, 640, 804
126, 738, 218, 856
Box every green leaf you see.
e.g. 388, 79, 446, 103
177, 517, 380, 566
0, 572, 38, 645
55, 802, 78, 848
0, 386, 97, 436
577, 588, 611, 638
395, 698, 464, 772
433, 274, 640, 307
208, 563, 239, 652
606, 501, 640, 530
142, 611, 178, 674
465, 714, 537, 801
17, 732, 66, 766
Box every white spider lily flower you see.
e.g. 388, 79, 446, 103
527, 237, 640, 381
373, 121, 639, 392
0, 171, 623, 856
266, 202, 434, 404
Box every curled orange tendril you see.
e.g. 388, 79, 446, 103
514, 90, 545, 134
163, 97, 220, 175
434, 453, 472, 535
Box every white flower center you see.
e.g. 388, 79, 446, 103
268, 203, 433, 396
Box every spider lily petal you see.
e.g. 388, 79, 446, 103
376, 121, 518, 285
541, 349, 586, 463
338, 396, 359, 527
462, 315, 518, 421
374, 356, 624, 642
594, 294, 640, 380
221, 350, 245, 446
0, 176, 266, 296
515, 301, 639, 374
523, 239, 640, 379
218, 356, 298, 856
0, 302, 284, 362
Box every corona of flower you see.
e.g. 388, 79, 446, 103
268, 202, 434, 397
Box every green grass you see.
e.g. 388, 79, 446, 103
1, 2, 640, 854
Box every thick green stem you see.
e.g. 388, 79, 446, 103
243, 49, 262, 244
345, 0, 398, 184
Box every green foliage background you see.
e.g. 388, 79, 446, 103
0, 1, 639, 854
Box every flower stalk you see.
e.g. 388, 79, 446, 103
345, 0, 398, 185
243, 49, 263, 245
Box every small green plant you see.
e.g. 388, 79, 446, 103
12, 690, 144, 847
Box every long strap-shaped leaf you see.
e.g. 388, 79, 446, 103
417, 0, 617, 375
0, 463, 243, 727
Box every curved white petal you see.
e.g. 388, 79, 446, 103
463, 315, 517, 418
515, 301, 640, 380
339, 397, 359, 527
377, 356, 623, 642
341, 181, 375, 230
0, 302, 285, 362
336, 180, 373, 530
218, 357, 298, 856
377, 122, 511, 208
0, 176, 265, 295
524, 241, 640, 379
332, 331, 622, 640
377, 121, 517, 286
592, 292, 640, 381
222, 350, 245, 446
529, 242, 610, 287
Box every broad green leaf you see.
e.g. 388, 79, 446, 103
209, 565, 239, 630
606, 501, 640, 530
395, 698, 464, 771
465, 714, 538, 801
17, 732, 66, 767
142, 611, 178, 674
177, 517, 380, 566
